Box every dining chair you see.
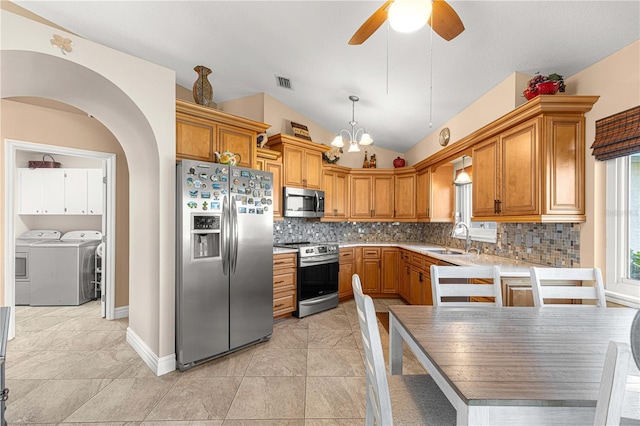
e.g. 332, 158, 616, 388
352, 274, 455, 425
594, 341, 632, 426
430, 265, 503, 307
529, 267, 607, 308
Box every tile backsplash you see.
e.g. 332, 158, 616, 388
273, 219, 580, 267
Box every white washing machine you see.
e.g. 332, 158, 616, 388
30, 230, 103, 306
15, 230, 61, 305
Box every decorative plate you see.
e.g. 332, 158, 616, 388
439, 127, 451, 147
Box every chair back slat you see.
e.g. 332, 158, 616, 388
431, 265, 503, 307
352, 274, 393, 425
530, 267, 607, 308
593, 341, 631, 426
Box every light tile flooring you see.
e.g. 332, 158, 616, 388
6, 298, 431, 425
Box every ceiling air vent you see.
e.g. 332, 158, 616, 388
275, 76, 293, 90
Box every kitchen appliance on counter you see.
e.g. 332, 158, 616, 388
176, 159, 274, 371
15, 230, 61, 305
30, 230, 102, 306
282, 187, 325, 218
274, 242, 339, 317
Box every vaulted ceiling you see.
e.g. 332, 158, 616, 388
13, 1, 640, 152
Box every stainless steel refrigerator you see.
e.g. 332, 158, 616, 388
176, 159, 273, 370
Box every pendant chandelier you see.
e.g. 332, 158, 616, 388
331, 95, 373, 153
454, 155, 472, 186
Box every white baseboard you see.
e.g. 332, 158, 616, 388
126, 327, 176, 376
114, 305, 129, 319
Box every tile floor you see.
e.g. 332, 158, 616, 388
6, 298, 433, 425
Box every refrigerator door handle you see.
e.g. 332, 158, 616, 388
221, 194, 229, 276
230, 195, 239, 274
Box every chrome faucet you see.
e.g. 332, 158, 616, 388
451, 221, 471, 253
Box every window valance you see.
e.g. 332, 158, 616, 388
591, 105, 640, 161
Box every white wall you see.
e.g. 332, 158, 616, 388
1, 10, 176, 374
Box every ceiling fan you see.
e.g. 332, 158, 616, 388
349, 0, 465, 45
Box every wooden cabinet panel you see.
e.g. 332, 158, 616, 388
218, 125, 254, 169
398, 251, 411, 301
283, 145, 304, 187
381, 248, 398, 293
176, 114, 215, 161
265, 160, 282, 219
373, 175, 394, 219
339, 256, 355, 299
273, 253, 297, 317
394, 172, 416, 219
500, 120, 539, 216
544, 116, 584, 215
322, 165, 349, 220
304, 150, 323, 190
409, 266, 425, 305
350, 175, 373, 219
416, 168, 430, 220
429, 164, 454, 222
362, 258, 381, 293
473, 138, 500, 217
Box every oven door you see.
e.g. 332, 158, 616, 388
298, 260, 338, 301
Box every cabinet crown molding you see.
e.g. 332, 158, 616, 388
176, 99, 270, 133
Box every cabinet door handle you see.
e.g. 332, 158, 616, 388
493, 199, 497, 214
426, 208, 430, 217
419, 272, 423, 283
274, 261, 286, 265
274, 303, 284, 308
496, 199, 502, 214
274, 280, 285, 284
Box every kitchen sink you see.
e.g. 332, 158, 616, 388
425, 249, 467, 256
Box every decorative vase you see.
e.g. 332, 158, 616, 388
393, 157, 406, 168
193, 65, 214, 107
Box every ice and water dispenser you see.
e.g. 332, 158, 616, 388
191, 214, 220, 259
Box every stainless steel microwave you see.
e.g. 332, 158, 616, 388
283, 187, 325, 218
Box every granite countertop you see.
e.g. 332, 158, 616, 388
339, 241, 538, 278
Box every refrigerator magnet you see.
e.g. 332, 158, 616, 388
189, 190, 198, 198
257, 209, 264, 214
212, 202, 220, 210
239, 207, 246, 213
201, 192, 211, 199
187, 201, 197, 209
248, 208, 256, 214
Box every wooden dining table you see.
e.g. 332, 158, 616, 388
388, 305, 638, 426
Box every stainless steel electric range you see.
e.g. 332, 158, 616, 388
274, 242, 339, 318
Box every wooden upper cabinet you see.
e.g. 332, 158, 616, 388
218, 125, 254, 169
416, 168, 430, 220
471, 107, 590, 222
394, 169, 416, 220
176, 112, 216, 161
322, 164, 350, 221
472, 138, 500, 217
350, 174, 374, 219
430, 163, 454, 222
500, 119, 539, 216
175, 100, 269, 168
256, 148, 283, 220
349, 170, 395, 220
266, 134, 327, 190
373, 174, 394, 219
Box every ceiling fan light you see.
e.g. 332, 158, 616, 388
388, 0, 432, 33
348, 142, 361, 153
331, 135, 345, 148
359, 133, 373, 145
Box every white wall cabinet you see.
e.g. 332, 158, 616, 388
18, 168, 103, 215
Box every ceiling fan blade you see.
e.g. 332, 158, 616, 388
428, 0, 465, 41
348, 0, 393, 45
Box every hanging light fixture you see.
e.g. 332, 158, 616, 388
454, 155, 472, 186
388, 0, 432, 33
331, 95, 373, 153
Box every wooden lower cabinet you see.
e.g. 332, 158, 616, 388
361, 247, 382, 294
338, 248, 355, 299
502, 278, 581, 306
381, 248, 398, 293
273, 253, 297, 317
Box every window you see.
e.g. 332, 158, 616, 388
605, 153, 640, 305
453, 160, 497, 244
